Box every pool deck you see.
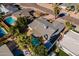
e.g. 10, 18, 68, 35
0, 21, 9, 31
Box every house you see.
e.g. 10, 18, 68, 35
60, 30, 79, 56
0, 44, 13, 56
0, 4, 9, 14
28, 17, 65, 51
12, 8, 33, 18
5, 4, 19, 13
12, 8, 34, 23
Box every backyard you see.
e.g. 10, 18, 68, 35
8, 16, 48, 56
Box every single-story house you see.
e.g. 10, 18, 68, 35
1, 3, 19, 13
28, 17, 65, 51
60, 30, 79, 56
0, 4, 9, 14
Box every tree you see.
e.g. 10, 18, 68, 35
15, 34, 27, 50
53, 4, 61, 19
38, 45, 48, 56
33, 45, 48, 56
25, 35, 48, 56
8, 16, 48, 55
9, 26, 19, 37
0, 12, 5, 18
65, 21, 73, 30
76, 4, 79, 12
16, 16, 28, 33
0, 14, 3, 19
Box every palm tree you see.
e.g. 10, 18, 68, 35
53, 3, 61, 19
34, 45, 48, 56
9, 26, 19, 37
65, 21, 73, 30
16, 16, 28, 33
39, 36, 44, 43
15, 34, 27, 50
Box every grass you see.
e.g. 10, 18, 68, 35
65, 22, 73, 30
72, 29, 79, 33
58, 49, 69, 56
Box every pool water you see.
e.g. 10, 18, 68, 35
4, 17, 16, 25
0, 28, 7, 38
31, 36, 40, 47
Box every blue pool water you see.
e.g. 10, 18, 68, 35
4, 17, 16, 25
32, 36, 40, 47
0, 28, 7, 38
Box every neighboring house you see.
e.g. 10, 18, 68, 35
0, 44, 13, 56
0, 4, 20, 15
60, 30, 79, 56
5, 4, 19, 13
28, 17, 65, 51
12, 8, 33, 18
0, 4, 9, 14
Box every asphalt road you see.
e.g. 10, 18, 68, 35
19, 3, 79, 25
19, 3, 54, 15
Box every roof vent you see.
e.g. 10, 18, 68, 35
46, 26, 49, 29
44, 25, 49, 29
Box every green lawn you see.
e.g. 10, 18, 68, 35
58, 49, 69, 56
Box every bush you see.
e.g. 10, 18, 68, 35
65, 22, 73, 30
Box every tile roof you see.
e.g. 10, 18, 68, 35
12, 8, 33, 17
28, 17, 65, 40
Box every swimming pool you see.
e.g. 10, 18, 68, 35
0, 28, 7, 38
31, 36, 40, 47
4, 16, 16, 25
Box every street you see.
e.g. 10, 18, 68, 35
19, 3, 54, 15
